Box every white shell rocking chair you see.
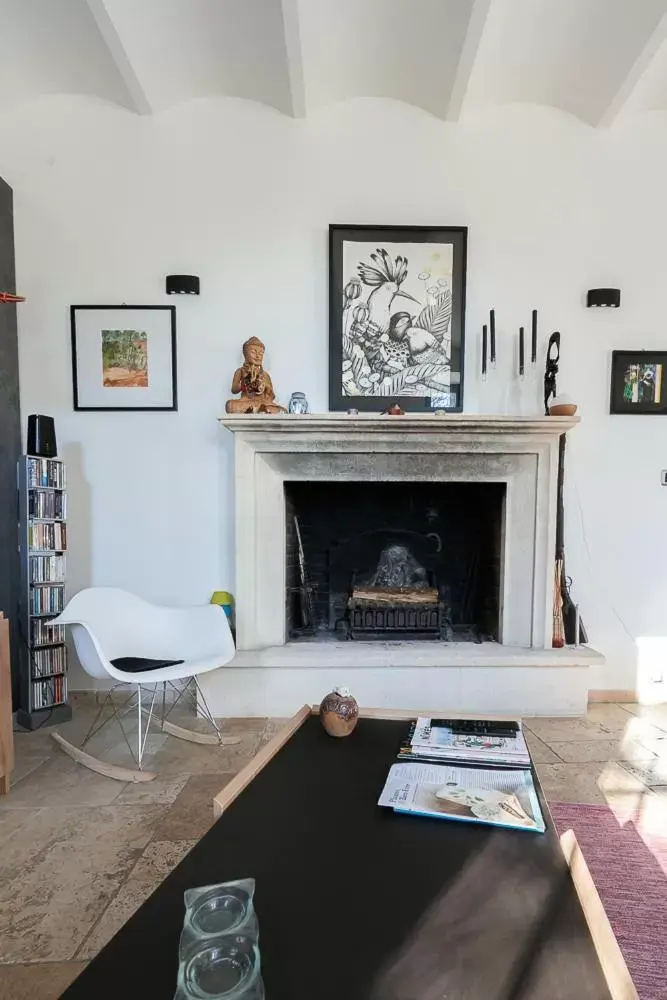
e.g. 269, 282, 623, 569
51, 587, 239, 782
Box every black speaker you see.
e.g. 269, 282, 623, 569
27, 414, 57, 458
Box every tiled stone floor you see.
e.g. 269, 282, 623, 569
1, 700, 665, 999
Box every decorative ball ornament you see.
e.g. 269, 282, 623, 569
319, 687, 359, 738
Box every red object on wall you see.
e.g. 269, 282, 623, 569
0, 292, 25, 304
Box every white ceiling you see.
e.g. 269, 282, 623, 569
3, 0, 667, 125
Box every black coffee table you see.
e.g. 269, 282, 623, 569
60, 708, 636, 1000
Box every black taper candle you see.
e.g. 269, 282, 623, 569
489, 309, 496, 364
482, 324, 488, 376
519, 326, 525, 376
531, 309, 537, 364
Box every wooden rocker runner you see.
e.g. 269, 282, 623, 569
51, 587, 239, 782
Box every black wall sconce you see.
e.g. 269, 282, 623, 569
166, 275, 200, 295
586, 288, 620, 308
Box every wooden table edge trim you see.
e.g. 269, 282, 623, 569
311, 705, 522, 722
212, 705, 312, 818
560, 829, 639, 1000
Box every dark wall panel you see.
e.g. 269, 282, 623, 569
0, 176, 22, 702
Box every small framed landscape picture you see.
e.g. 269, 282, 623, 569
70, 305, 177, 411
610, 350, 667, 415
329, 225, 467, 412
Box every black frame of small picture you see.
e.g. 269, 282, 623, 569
610, 350, 667, 415
329, 224, 467, 412
70, 304, 177, 411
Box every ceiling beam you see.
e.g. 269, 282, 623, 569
597, 9, 667, 127
84, 0, 153, 115
281, 0, 306, 118
446, 0, 493, 121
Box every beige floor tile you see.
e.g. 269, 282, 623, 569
524, 705, 659, 745
259, 717, 291, 746
546, 739, 658, 764
617, 714, 667, 746
153, 773, 234, 841
631, 728, 667, 757
131, 838, 197, 880
76, 840, 196, 959
11, 729, 58, 759
0, 804, 163, 962
620, 702, 667, 731
3, 754, 49, 789
0, 961, 87, 1000
523, 731, 561, 764
1, 754, 124, 808
585, 703, 638, 726
0, 807, 42, 837
220, 717, 268, 734
53, 703, 117, 745
150, 732, 261, 776
538, 760, 651, 806
12, 706, 119, 767
618, 757, 667, 787
115, 774, 189, 805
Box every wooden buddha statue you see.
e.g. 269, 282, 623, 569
225, 336, 286, 414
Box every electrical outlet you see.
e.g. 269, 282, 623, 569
662, 470, 667, 486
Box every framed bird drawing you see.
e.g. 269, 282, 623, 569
329, 225, 467, 412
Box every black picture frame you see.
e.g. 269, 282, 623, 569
610, 350, 667, 415
70, 304, 177, 412
329, 224, 467, 412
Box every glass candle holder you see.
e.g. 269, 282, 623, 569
181, 880, 258, 950
176, 936, 264, 1000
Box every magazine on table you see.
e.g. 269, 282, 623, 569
397, 742, 528, 771
378, 761, 545, 833
408, 717, 531, 768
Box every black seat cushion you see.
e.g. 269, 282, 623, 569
110, 656, 185, 674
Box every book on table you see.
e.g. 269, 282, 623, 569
378, 717, 545, 833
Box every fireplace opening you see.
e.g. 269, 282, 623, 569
285, 481, 505, 643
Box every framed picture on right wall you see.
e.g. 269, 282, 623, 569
610, 350, 667, 414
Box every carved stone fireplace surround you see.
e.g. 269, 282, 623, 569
201, 415, 603, 717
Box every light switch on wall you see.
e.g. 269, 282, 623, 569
662, 470, 667, 486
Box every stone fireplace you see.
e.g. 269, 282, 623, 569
202, 414, 603, 717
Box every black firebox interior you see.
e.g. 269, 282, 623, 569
285, 481, 505, 642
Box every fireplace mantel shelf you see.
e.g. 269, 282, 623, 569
219, 413, 579, 436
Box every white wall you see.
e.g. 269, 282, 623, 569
1, 93, 666, 694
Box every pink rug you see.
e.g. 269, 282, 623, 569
550, 801, 667, 1000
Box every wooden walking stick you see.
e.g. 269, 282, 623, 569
545, 333, 587, 646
